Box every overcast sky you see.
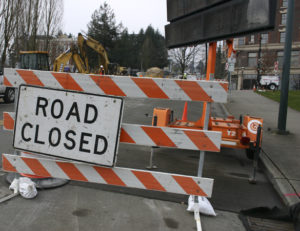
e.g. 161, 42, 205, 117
63, 0, 168, 36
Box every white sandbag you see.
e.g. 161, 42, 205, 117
18, 177, 38, 199
9, 178, 19, 194
187, 195, 216, 216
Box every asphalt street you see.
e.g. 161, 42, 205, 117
0, 97, 284, 230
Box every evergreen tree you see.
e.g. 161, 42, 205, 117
140, 26, 168, 70
87, 2, 122, 70
196, 60, 206, 75
86, 2, 168, 72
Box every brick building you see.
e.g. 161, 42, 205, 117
232, 0, 300, 90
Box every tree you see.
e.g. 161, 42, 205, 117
196, 60, 206, 76
169, 46, 200, 76
85, 2, 168, 72
260, 49, 277, 75
16, 0, 43, 51
112, 29, 137, 68
0, 0, 22, 67
43, 0, 64, 51
140, 26, 168, 70
87, 2, 122, 69
1, 0, 64, 67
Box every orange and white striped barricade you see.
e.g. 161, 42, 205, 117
1, 68, 227, 203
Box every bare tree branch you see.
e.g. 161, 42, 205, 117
1, 0, 20, 66
169, 46, 201, 76
44, 0, 64, 50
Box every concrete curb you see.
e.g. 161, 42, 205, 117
260, 152, 300, 207
222, 102, 300, 208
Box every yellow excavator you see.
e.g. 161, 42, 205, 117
19, 51, 50, 71
52, 45, 86, 73
53, 33, 125, 75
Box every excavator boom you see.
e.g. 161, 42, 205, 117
77, 33, 110, 74
53, 33, 123, 75
53, 49, 73, 72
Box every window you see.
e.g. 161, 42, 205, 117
282, 0, 288, 7
277, 51, 284, 67
280, 32, 286, 43
290, 75, 300, 90
248, 52, 257, 67
277, 51, 300, 67
238, 37, 245, 45
281, 13, 287, 25
291, 51, 300, 67
250, 35, 255, 43
261, 33, 269, 44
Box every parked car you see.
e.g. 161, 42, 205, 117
259, 75, 279, 90
0, 68, 15, 103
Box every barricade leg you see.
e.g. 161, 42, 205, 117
190, 102, 212, 230
147, 147, 158, 169
249, 125, 262, 184
194, 196, 202, 231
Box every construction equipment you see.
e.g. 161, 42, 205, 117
53, 33, 125, 75
19, 51, 50, 71
151, 40, 263, 160
53, 46, 87, 73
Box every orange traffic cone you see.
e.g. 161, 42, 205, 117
253, 84, 256, 91
181, 102, 188, 121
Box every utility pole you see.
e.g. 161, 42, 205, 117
278, 0, 294, 132
257, 34, 262, 88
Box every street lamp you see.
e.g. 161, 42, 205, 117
241, 67, 245, 90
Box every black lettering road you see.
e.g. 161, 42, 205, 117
35, 97, 48, 117
66, 102, 80, 122
51, 99, 64, 119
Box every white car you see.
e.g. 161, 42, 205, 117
259, 75, 279, 90
0, 69, 15, 103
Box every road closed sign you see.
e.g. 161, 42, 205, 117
13, 85, 123, 167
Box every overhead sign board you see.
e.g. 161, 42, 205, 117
13, 85, 123, 167
166, 0, 277, 48
167, 0, 229, 22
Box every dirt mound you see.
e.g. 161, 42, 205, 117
146, 67, 164, 78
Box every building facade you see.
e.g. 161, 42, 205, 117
232, 0, 300, 90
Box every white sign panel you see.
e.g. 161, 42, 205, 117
228, 63, 235, 72
13, 85, 123, 167
228, 57, 236, 64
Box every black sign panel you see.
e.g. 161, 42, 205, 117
166, 0, 277, 48
167, 0, 230, 22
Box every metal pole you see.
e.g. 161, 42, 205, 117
278, 0, 294, 132
228, 71, 231, 101
197, 102, 211, 177
257, 34, 262, 88
147, 147, 157, 169
14, 88, 20, 156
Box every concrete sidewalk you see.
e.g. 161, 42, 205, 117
225, 90, 300, 207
